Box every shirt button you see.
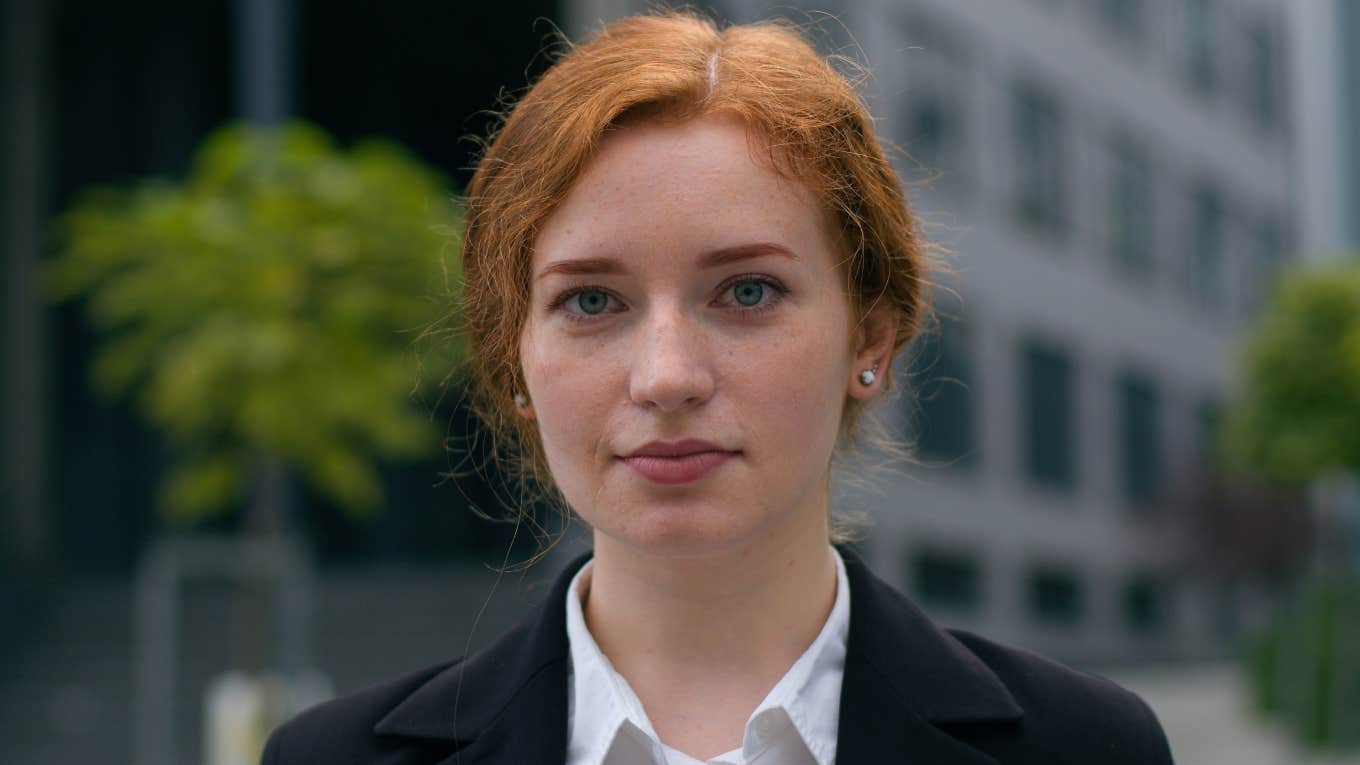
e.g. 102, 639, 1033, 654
753, 715, 775, 737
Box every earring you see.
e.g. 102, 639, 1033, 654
858, 364, 879, 387
513, 392, 528, 408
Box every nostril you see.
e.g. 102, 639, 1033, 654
630, 376, 714, 412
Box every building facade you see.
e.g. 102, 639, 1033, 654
1292, 0, 1359, 258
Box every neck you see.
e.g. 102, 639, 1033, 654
580, 504, 838, 695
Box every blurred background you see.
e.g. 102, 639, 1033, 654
4, 0, 1360, 763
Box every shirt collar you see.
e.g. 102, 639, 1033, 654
564, 545, 850, 765
564, 555, 659, 763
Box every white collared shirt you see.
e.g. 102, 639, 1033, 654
564, 545, 850, 765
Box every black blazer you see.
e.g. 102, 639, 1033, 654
263, 546, 1173, 764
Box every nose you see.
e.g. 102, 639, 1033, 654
628, 305, 716, 413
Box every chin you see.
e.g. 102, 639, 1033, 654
610, 533, 753, 561
597, 496, 780, 559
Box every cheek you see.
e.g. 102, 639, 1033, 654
727, 312, 851, 451
520, 332, 617, 466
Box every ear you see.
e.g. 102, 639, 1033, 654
513, 392, 536, 421
846, 302, 899, 400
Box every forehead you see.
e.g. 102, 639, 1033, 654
532, 113, 835, 267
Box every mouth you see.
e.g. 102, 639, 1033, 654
617, 439, 740, 485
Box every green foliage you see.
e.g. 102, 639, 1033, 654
1247, 571, 1360, 751
1221, 258, 1360, 484
46, 122, 463, 521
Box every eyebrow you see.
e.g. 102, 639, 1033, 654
535, 242, 799, 281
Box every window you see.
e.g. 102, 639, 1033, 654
908, 547, 983, 611
1187, 182, 1225, 314
1108, 136, 1154, 281
1026, 565, 1084, 626
905, 320, 977, 468
1184, 0, 1217, 97
1123, 575, 1169, 634
1246, 217, 1287, 316
1196, 397, 1222, 462
1116, 370, 1163, 507
898, 11, 973, 196
1012, 81, 1066, 236
904, 92, 950, 171
1021, 339, 1077, 489
900, 91, 967, 193
1245, 20, 1281, 132
1096, 0, 1146, 48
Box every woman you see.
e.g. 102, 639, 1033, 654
264, 11, 1173, 765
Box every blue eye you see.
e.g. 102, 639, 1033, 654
732, 280, 764, 307
574, 290, 610, 315
722, 277, 788, 313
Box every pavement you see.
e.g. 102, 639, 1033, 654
1109, 663, 1360, 765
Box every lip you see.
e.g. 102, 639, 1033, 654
618, 439, 740, 485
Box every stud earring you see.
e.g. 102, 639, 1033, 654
858, 364, 879, 387
513, 392, 528, 408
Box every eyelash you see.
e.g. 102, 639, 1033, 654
546, 274, 789, 323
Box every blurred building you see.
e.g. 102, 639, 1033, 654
858, 0, 1302, 664
566, 0, 1309, 665
1293, 0, 1360, 258
858, 0, 1301, 666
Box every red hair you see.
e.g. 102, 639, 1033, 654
456, 11, 936, 537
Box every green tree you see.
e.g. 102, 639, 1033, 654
45, 122, 462, 523
1222, 257, 1360, 483
1225, 256, 1360, 752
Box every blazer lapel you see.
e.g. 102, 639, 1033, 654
834, 545, 1023, 764
372, 551, 591, 764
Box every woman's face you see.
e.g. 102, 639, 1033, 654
518, 113, 889, 558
